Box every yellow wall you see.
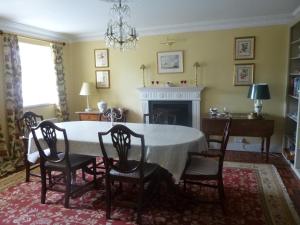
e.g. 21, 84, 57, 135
66, 25, 288, 151
0, 25, 289, 151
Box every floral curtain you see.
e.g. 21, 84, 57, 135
0, 124, 8, 161
51, 43, 69, 121
0, 34, 24, 176
0, 123, 16, 177
3, 34, 23, 158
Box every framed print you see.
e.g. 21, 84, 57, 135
234, 63, 254, 86
157, 50, 183, 74
234, 36, 255, 60
94, 49, 109, 67
96, 70, 110, 88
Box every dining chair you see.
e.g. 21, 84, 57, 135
143, 111, 177, 125
102, 108, 126, 122
17, 111, 44, 182
31, 120, 97, 208
98, 124, 160, 224
181, 118, 232, 211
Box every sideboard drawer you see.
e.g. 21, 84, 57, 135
77, 112, 101, 121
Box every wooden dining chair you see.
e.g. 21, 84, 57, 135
98, 124, 160, 224
143, 111, 177, 125
17, 111, 44, 182
102, 108, 126, 122
31, 120, 97, 208
181, 118, 232, 211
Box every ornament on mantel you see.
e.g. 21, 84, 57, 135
140, 64, 146, 87
193, 62, 201, 86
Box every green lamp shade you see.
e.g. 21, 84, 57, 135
248, 83, 271, 100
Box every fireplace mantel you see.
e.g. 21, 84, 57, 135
137, 86, 204, 129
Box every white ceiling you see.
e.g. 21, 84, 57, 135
0, 0, 299, 42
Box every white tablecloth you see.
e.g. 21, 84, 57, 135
28, 121, 207, 183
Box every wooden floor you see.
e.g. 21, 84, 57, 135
225, 150, 300, 215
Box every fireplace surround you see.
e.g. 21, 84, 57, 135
137, 86, 204, 130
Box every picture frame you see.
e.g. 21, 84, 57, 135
94, 49, 109, 67
96, 70, 110, 88
234, 36, 255, 60
157, 50, 184, 74
234, 63, 254, 86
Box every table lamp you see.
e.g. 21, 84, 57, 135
79, 82, 93, 112
247, 83, 270, 117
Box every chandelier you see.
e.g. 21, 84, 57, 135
104, 0, 138, 51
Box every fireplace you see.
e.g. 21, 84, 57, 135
149, 100, 192, 127
137, 86, 204, 130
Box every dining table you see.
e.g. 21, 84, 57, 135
28, 121, 208, 183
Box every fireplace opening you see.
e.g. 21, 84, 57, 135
148, 100, 192, 127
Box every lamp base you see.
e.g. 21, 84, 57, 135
248, 112, 264, 119
84, 107, 93, 112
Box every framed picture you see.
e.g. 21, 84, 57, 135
157, 50, 184, 74
234, 63, 254, 86
234, 36, 255, 60
96, 70, 110, 88
94, 49, 109, 67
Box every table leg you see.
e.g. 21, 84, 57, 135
266, 137, 270, 162
261, 137, 265, 153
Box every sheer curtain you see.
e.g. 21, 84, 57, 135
51, 43, 69, 121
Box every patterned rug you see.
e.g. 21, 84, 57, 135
0, 162, 299, 225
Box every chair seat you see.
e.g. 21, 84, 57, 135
45, 154, 95, 170
184, 156, 219, 176
110, 160, 159, 179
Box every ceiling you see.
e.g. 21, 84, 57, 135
0, 0, 299, 42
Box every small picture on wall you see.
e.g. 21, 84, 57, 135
96, 70, 110, 88
234, 63, 254, 86
157, 50, 184, 74
234, 36, 255, 60
94, 49, 109, 67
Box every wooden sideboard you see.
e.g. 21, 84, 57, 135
75, 109, 128, 122
201, 113, 274, 162
75, 111, 103, 121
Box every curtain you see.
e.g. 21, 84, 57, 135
0, 124, 8, 161
0, 34, 24, 176
51, 43, 69, 121
3, 34, 23, 158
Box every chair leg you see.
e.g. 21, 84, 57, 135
64, 172, 71, 208
82, 168, 86, 181
48, 171, 52, 186
183, 179, 186, 191
24, 159, 30, 182
40, 168, 47, 204
72, 171, 76, 183
93, 159, 97, 188
218, 178, 225, 213
137, 182, 144, 225
105, 177, 111, 219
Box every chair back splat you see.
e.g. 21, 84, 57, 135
99, 124, 144, 175
32, 120, 69, 165
18, 111, 44, 137
17, 111, 43, 182
143, 111, 177, 125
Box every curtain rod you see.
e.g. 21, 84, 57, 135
0, 30, 66, 46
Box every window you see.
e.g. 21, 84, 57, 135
19, 42, 57, 107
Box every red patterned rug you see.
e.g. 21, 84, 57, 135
0, 162, 299, 225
